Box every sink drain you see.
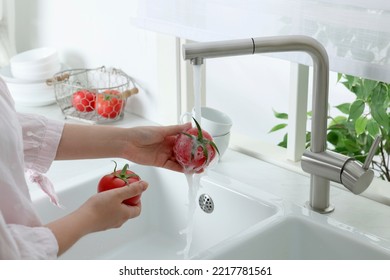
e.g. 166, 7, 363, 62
199, 194, 214, 214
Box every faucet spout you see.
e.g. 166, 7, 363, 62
184, 38, 255, 65
183, 36, 329, 152
182, 35, 376, 214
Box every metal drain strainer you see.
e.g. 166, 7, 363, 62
199, 194, 214, 213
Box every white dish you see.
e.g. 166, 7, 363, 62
213, 132, 230, 159
6, 81, 56, 107
0, 63, 69, 107
11, 62, 61, 81
181, 106, 233, 137
10, 47, 58, 66
0, 64, 40, 84
0, 64, 66, 84
10, 47, 60, 81
1, 69, 53, 107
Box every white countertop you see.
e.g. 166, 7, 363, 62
18, 103, 390, 242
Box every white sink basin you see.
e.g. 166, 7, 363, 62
195, 203, 390, 260
32, 159, 278, 259
32, 158, 390, 260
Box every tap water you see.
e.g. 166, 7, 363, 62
177, 64, 205, 259
193, 64, 202, 125
177, 160, 218, 258
177, 173, 201, 259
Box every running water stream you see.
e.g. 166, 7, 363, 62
177, 65, 204, 259
177, 173, 201, 258
193, 65, 202, 125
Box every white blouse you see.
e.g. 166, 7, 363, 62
0, 78, 64, 259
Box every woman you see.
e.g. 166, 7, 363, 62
0, 77, 190, 259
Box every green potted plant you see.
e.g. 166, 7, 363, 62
270, 74, 390, 181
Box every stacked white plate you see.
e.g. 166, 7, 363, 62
0, 48, 64, 107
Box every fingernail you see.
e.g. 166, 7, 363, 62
139, 181, 148, 191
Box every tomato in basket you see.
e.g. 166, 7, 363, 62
96, 89, 124, 119
71, 89, 96, 112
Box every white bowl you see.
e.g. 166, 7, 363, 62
0, 62, 67, 107
10, 47, 60, 81
213, 132, 230, 160
0, 64, 66, 84
10, 47, 59, 66
181, 107, 233, 137
11, 64, 61, 81
5, 81, 56, 107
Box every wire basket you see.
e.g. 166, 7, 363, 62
48, 66, 138, 124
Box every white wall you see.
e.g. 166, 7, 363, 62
206, 55, 354, 145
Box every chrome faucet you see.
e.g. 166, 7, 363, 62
182, 35, 380, 213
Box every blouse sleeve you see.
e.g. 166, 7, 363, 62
17, 113, 64, 173
0, 212, 58, 259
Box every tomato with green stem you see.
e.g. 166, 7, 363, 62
97, 161, 141, 206
173, 118, 219, 173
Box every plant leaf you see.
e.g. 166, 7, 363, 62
341, 74, 357, 91
327, 131, 341, 147
371, 106, 389, 132
335, 103, 350, 114
362, 79, 378, 99
337, 73, 343, 83
366, 119, 380, 137
277, 133, 288, 148
355, 116, 368, 136
329, 115, 348, 126
305, 131, 311, 149
272, 109, 288, 119
348, 99, 365, 121
344, 139, 361, 153
370, 84, 390, 132
384, 139, 390, 154
268, 123, 287, 133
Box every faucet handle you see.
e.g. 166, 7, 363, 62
341, 136, 381, 195
340, 135, 381, 194
362, 135, 382, 170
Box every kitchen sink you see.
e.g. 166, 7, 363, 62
196, 204, 390, 260
32, 158, 390, 260
32, 159, 279, 259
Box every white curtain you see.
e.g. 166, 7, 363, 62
0, 0, 16, 67
134, 0, 390, 83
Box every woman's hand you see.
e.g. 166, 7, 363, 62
120, 123, 191, 172
46, 180, 148, 256
55, 123, 190, 172
78, 180, 148, 231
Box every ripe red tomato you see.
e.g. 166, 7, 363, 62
72, 89, 96, 112
97, 161, 141, 206
173, 118, 219, 173
96, 89, 124, 119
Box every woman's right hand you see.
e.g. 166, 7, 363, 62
45, 180, 148, 256
79, 180, 148, 232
